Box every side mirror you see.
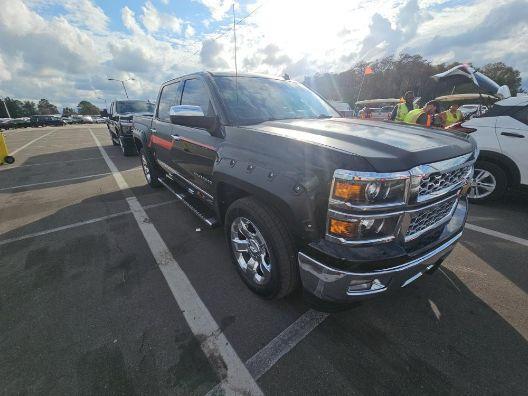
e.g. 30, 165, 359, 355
170, 105, 217, 131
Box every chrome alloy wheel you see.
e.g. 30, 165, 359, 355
469, 168, 497, 199
141, 153, 151, 183
230, 217, 272, 285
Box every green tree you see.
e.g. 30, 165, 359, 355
77, 101, 100, 115
37, 99, 59, 115
22, 101, 37, 116
62, 107, 76, 117
478, 62, 522, 95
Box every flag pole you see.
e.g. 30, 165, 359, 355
354, 72, 366, 116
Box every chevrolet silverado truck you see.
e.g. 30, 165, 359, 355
107, 99, 155, 156
132, 72, 477, 303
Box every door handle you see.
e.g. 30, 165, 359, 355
170, 134, 181, 140
150, 128, 157, 134
501, 132, 524, 138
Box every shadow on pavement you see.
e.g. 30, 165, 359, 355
0, 185, 526, 394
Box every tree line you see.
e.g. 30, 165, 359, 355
302, 54, 524, 106
0, 99, 101, 118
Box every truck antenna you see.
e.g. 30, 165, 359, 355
232, 3, 239, 103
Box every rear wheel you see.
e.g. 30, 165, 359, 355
225, 197, 299, 299
468, 160, 507, 203
4, 156, 15, 164
139, 148, 162, 187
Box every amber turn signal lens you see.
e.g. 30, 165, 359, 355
329, 218, 358, 237
333, 181, 364, 201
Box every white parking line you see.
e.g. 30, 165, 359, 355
10, 129, 55, 155
246, 310, 328, 379
465, 223, 528, 248
0, 200, 176, 246
89, 128, 263, 395
0, 167, 141, 191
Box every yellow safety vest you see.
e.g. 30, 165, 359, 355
395, 102, 419, 122
444, 110, 462, 126
403, 108, 424, 124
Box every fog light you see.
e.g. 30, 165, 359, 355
347, 278, 385, 294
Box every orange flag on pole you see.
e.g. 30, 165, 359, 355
364, 66, 373, 76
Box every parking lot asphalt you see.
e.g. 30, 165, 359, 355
1, 125, 527, 394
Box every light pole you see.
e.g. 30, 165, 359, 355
108, 78, 135, 99
1, 97, 11, 118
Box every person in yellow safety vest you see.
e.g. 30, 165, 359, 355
404, 100, 440, 127
390, 91, 418, 122
440, 103, 463, 127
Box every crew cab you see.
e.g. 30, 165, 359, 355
133, 72, 477, 304
106, 100, 155, 156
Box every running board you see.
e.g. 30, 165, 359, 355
158, 176, 219, 227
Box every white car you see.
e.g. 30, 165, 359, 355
459, 104, 488, 117
461, 96, 528, 202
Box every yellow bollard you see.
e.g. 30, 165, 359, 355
0, 131, 15, 165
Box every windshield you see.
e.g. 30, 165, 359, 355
212, 76, 340, 125
116, 101, 155, 114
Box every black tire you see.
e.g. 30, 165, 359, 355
4, 156, 15, 164
139, 148, 162, 188
110, 132, 120, 146
120, 137, 138, 156
469, 160, 507, 204
225, 197, 299, 299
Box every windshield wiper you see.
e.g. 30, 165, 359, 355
316, 114, 333, 119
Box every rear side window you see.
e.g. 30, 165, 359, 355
512, 106, 528, 125
181, 79, 213, 116
157, 82, 181, 122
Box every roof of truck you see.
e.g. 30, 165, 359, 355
162, 71, 285, 85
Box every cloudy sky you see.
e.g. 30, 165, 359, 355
0, 0, 526, 109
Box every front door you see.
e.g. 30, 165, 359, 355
170, 78, 221, 198
495, 107, 528, 184
150, 81, 182, 169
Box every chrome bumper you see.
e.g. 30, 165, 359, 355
299, 231, 462, 303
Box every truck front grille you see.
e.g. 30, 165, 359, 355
418, 165, 472, 201
405, 196, 458, 240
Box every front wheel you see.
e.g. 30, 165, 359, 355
139, 148, 162, 187
225, 197, 299, 299
4, 156, 15, 164
468, 160, 507, 203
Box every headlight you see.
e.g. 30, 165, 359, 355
327, 211, 401, 244
331, 170, 409, 208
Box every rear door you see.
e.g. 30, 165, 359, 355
169, 77, 221, 198
496, 106, 528, 184
150, 81, 182, 168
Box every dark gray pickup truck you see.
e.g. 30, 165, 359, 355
106, 100, 155, 156
132, 71, 477, 304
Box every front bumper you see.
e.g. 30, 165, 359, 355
298, 200, 467, 303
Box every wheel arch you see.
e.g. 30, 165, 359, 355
478, 150, 521, 188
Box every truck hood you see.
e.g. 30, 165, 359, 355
247, 118, 476, 172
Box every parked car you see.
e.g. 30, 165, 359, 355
459, 104, 488, 117
450, 96, 528, 202
371, 105, 395, 120
107, 99, 155, 156
30, 115, 66, 127
132, 71, 477, 304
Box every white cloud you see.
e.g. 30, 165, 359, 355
140, 1, 182, 34
185, 24, 196, 37
63, 0, 109, 33
196, 0, 233, 21
122, 6, 144, 35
